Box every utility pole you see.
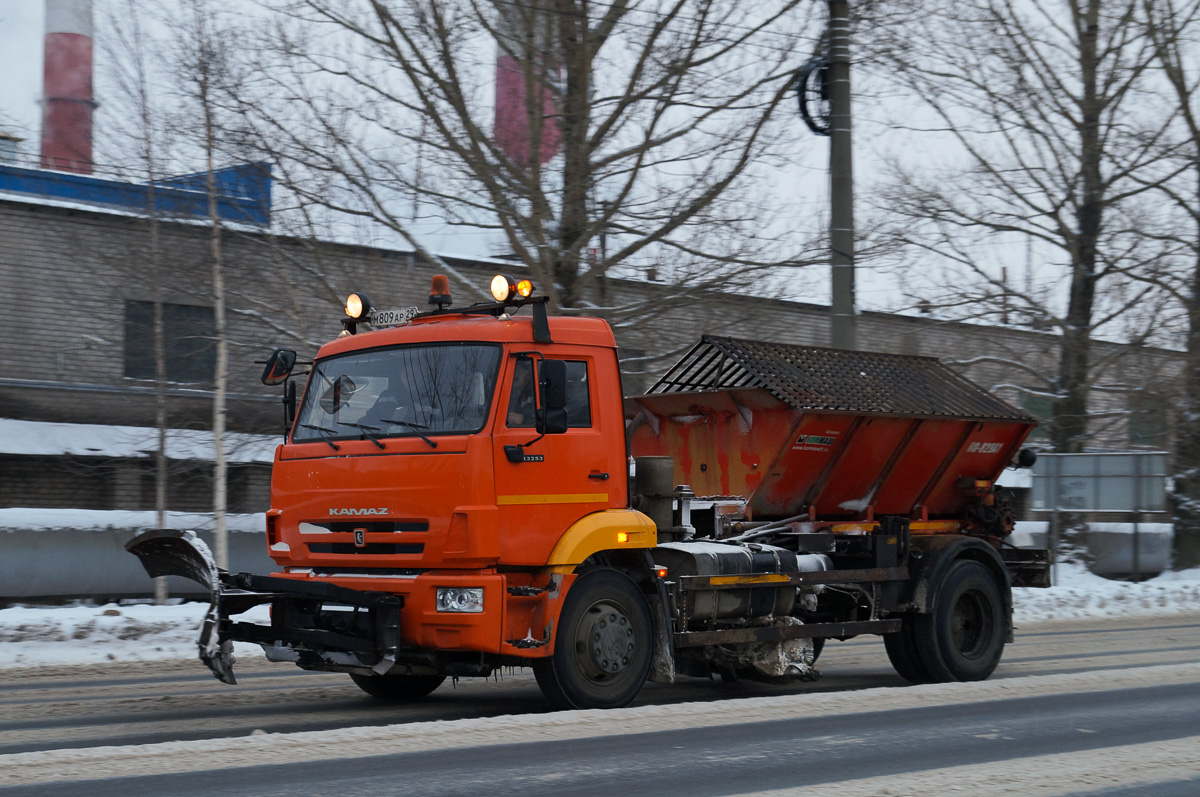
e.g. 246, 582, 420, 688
828, 0, 856, 350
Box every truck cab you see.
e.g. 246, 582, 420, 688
263, 300, 654, 668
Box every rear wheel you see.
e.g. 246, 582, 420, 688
349, 672, 446, 701
914, 560, 1005, 682
883, 616, 931, 683
533, 569, 653, 710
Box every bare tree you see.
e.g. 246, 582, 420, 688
98, 0, 179, 600
229, 0, 826, 328
142, 0, 249, 569
872, 0, 1177, 452
1141, 0, 1200, 567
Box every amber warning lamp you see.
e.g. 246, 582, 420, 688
429, 275, 453, 308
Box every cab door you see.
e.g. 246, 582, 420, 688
492, 350, 621, 565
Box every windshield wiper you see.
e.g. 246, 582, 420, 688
382, 418, 438, 448
341, 422, 386, 449
299, 424, 340, 451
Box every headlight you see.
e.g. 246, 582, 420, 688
436, 587, 484, 613
490, 274, 534, 302
491, 274, 516, 302
345, 292, 372, 321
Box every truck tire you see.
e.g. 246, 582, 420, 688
913, 559, 1005, 682
533, 568, 653, 710
349, 673, 446, 701
883, 618, 931, 683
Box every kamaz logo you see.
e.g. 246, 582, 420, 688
329, 507, 388, 516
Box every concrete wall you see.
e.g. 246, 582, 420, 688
0, 514, 276, 601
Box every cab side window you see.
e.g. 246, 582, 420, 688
506, 359, 536, 428
505, 359, 591, 428
564, 361, 591, 427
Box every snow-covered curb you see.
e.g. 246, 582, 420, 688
0, 603, 271, 668
1, 563, 1198, 670
1012, 561, 1200, 624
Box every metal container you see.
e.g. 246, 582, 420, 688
654, 541, 830, 625
626, 337, 1036, 521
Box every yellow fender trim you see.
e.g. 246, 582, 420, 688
546, 509, 657, 566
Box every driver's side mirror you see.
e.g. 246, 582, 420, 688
262, 349, 297, 386
537, 359, 568, 435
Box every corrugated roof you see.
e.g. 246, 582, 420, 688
646, 336, 1031, 421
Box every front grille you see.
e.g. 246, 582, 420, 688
310, 568, 426, 577
306, 543, 425, 555
306, 520, 430, 534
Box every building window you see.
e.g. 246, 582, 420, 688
1128, 392, 1168, 447
124, 301, 215, 384
1020, 393, 1054, 440
618, 347, 648, 395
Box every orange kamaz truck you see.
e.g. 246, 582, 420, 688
129, 275, 1049, 710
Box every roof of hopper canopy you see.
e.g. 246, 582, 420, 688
646, 335, 1031, 422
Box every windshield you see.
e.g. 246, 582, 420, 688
293, 343, 502, 443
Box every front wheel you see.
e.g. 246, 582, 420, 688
349, 672, 446, 701
913, 559, 1006, 682
533, 569, 653, 710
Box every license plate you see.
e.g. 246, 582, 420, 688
371, 306, 419, 327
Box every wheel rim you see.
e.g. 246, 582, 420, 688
574, 600, 636, 681
950, 588, 993, 659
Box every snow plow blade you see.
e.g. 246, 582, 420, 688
125, 529, 239, 685
127, 529, 406, 685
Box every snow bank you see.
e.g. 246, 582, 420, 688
0, 602, 269, 668
1012, 561, 1200, 624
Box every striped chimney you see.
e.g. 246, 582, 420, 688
40, 0, 95, 173
493, 4, 561, 168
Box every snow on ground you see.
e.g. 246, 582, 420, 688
0, 603, 271, 669
1, 565, 1198, 670
1013, 562, 1200, 624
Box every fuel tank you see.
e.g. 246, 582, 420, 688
654, 541, 831, 625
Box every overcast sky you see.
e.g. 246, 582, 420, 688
0, 0, 45, 145
0, 1, 850, 301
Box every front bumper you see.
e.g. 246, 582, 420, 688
126, 529, 505, 684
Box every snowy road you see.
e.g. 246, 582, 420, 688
1, 614, 1199, 794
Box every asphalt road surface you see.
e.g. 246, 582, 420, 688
2, 613, 1198, 795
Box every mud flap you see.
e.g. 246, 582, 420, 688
647, 575, 676, 683
125, 529, 238, 685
